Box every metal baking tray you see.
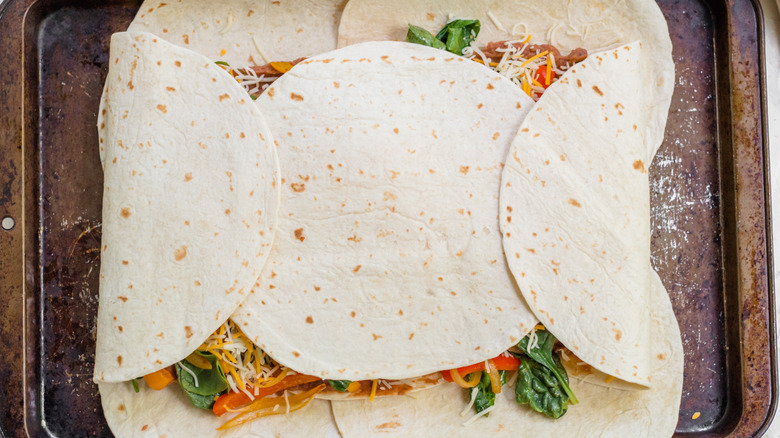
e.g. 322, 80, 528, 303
0, 0, 774, 436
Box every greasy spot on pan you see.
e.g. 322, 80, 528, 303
174, 245, 188, 261
306, 316, 314, 324
185, 326, 193, 338
294, 228, 305, 242
568, 198, 581, 208
120, 207, 132, 218
290, 92, 304, 101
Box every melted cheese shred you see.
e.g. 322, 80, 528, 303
464, 36, 575, 101
198, 320, 292, 394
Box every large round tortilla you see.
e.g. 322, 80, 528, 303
94, 32, 279, 382
230, 41, 538, 380
99, 381, 340, 437
337, 0, 673, 158
128, 0, 348, 65
501, 42, 656, 385
331, 270, 682, 437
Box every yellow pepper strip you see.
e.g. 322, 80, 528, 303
535, 324, 546, 331
217, 384, 325, 430
346, 381, 362, 393
449, 369, 481, 388
270, 62, 294, 73
487, 359, 501, 394
143, 368, 175, 390
185, 352, 213, 370
252, 369, 289, 388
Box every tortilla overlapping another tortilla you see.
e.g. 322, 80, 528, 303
128, 0, 348, 65
337, 0, 673, 159
230, 40, 539, 380
332, 271, 682, 437
501, 41, 662, 386
94, 31, 280, 383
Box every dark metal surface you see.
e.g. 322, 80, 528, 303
0, 0, 773, 436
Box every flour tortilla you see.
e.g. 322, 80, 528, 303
230, 41, 538, 380
337, 0, 673, 158
128, 0, 347, 66
331, 270, 683, 437
94, 31, 280, 382
500, 41, 660, 386
99, 381, 341, 437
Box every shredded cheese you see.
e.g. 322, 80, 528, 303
486, 11, 506, 32
463, 404, 498, 426
284, 390, 290, 414
369, 379, 378, 402
178, 361, 199, 387
252, 35, 270, 64
220, 13, 235, 34
460, 387, 480, 417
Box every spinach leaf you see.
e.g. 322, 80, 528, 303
406, 25, 446, 50
473, 370, 507, 415
175, 352, 228, 410
515, 357, 568, 419
517, 328, 578, 404
131, 378, 140, 393
327, 380, 352, 392
184, 390, 221, 410
177, 352, 228, 396
434, 19, 481, 55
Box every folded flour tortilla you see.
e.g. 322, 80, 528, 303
332, 271, 682, 437
337, 0, 673, 159
230, 41, 538, 380
128, 0, 348, 65
94, 31, 280, 383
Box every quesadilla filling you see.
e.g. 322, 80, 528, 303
214, 18, 585, 102
132, 321, 577, 429
407, 19, 587, 101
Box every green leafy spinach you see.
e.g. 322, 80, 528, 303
175, 351, 229, 410
510, 327, 578, 418
406, 19, 481, 55
406, 25, 446, 50
327, 380, 352, 392
473, 370, 506, 415
435, 19, 481, 55
517, 328, 578, 405
515, 357, 569, 418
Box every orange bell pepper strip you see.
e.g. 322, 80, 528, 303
441, 354, 521, 382
212, 373, 322, 416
